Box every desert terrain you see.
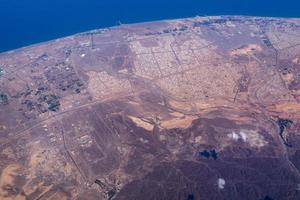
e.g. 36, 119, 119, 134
1, 16, 300, 200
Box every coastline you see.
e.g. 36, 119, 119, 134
0, 14, 299, 55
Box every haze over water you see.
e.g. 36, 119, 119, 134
0, 0, 299, 53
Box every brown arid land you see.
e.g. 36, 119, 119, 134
1, 16, 300, 200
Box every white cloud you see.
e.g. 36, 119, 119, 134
218, 178, 226, 189
239, 131, 247, 142
228, 130, 267, 147
228, 131, 239, 141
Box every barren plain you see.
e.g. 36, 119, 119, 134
1, 16, 300, 200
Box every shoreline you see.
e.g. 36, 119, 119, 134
0, 14, 299, 55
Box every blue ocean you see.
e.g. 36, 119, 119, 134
0, 0, 299, 53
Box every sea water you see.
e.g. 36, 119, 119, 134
0, 0, 299, 53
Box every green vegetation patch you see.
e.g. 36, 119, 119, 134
0, 91, 8, 105
0, 67, 4, 78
